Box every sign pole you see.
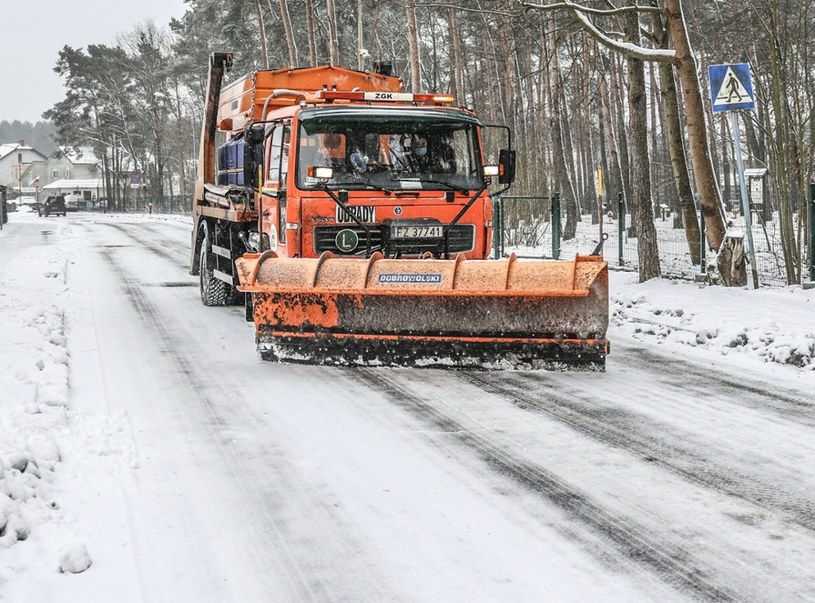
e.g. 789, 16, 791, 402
731, 112, 760, 288
596, 166, 604, 241
808, 183, 815, 283
709, 63, 758, 288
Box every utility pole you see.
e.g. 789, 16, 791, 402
17, 152, 23, 200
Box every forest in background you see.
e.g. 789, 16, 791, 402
0, 121, 57, 156
37, 0, 815, 284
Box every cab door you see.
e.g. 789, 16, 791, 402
260, 122, 291, 254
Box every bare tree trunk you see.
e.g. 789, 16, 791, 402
598, 50, 623, 217
543, 11, 578, 239
536, 37, 552, 195
254, 0, 269, 68
626, 3, 661, 281
611, 54, 632, 214
651, 8, 700, 263
580, 38, 597, 223
479, 4, 507, 125
649, 62, 660, 210
665, 0, 727, 251
559, 80, 580, 218
406, 0, 421, 91
498, 2, 516, 136
479, 25, 497, 124
767, 4, 800, 283
659, 61, 701, 264
279, 0, 298, 67
306, 0, 318, 66
326, 0, 340, 66
447, 7, 465, 103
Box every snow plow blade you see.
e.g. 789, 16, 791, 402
236, 252, 609, 370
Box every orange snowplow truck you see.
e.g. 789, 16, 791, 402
190, 52, 609, 369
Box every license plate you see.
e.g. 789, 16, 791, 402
390, 225, 443, 239
336, 205, 375, 223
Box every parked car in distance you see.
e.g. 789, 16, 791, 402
64, 193, 86, 212
43, 195, 67, 217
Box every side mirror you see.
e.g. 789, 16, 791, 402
498, 149, 516, 185
244, 125, 266, 189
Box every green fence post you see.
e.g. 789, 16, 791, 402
808, 183, 815, 282
617, 192, 624, 266
493, 194, 502, 259
699, 205, 706, 275
0, 185, 7, 229
552, 192, 561, 260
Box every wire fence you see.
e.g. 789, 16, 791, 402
496, 194, 811, 287
81, 195, 193, 215
21, 187, 807, 287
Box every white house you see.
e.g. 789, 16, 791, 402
38, 147, 103, 206
0, 142, 48, 190
46, 146, 101, 182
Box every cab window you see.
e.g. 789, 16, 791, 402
266, 124, 291, 190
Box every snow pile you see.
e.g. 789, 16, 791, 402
0, 298, 92, 574
58, 543, 93, 574
0, 221, 135, 586
610, 274, 815, 370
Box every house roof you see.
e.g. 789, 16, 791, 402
0, 144, 17, 159
0, 143, 47, 161
57, 146, 99, 165
42, 178, 103, 190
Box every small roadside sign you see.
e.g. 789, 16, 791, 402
709, 63, 755, 112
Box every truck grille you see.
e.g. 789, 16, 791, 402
313, 224, 475, 255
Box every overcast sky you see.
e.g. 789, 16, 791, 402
0, 0, 188, 124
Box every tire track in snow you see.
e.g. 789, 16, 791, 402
100, 221, 190, 272
93, 241, 388, 602
352, 367, 740, 603
620, 343, 815, 425
461, 370, 815, 534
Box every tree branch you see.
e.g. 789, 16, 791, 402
522, 0, 675, 63
520, 0, 662, 16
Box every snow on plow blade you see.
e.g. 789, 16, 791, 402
235, 252, 609, 370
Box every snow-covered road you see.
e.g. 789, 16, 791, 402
1, 212, 814, 602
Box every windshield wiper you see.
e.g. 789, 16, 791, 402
323, 181, 395, 194
359, 183, 395, 194
421, 179, 470, 194
392, 177, 470, 194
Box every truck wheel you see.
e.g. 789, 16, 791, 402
244, 293, 255, 322
199, 234, 228, 306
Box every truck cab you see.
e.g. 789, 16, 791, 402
249, 101, 497, 261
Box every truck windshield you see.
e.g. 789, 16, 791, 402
296, 112, 482, 192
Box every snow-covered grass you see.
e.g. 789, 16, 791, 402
501, 205, 802, 286
609, 272, 815, 376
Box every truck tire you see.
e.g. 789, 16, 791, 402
244, 293, 255, 322
199, 233, 228, 306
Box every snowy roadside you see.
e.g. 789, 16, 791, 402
0, 214, 139, 599
609, 270, 815, 382
1, 211, 814, 600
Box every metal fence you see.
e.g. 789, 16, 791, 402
496, 193, 812, 287
83, 195, 193, 215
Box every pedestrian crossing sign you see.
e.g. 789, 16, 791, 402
709, 63, 755, 112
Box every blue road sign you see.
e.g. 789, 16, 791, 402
709, 63, 755, 112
